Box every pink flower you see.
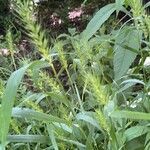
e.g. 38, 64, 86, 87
68, 8, 83, 19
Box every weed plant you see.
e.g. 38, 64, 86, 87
0, 0, 150, 149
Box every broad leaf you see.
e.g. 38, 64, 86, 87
113, 27, 141, 80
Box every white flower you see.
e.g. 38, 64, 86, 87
130, 97, 143, 108
130, 103, 137, 108
144, 57, 150, 67
0, 48, 10, 56
136, 98, 142, 103
33, 0, 40, 3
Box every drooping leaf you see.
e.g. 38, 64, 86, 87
113, 27, 141, 80
118, 79, 145, 92
120, 79, 145, 85
144, 1, 150, 9
115, 0, 125, 15
53, 123, 72, 133
82, 3, 116, 41
12, 107, 66, 124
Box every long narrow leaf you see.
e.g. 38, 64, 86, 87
0, 61, 50, 148
47, 124, 58, 150
0, 65, 30, 147
110, 110, 150, 120
7, 135, 86, 148
82, 3, 116, 41
7, 135, 50, 143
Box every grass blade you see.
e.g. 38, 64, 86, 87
0, 65, 30, 148
7, 135, 86, 148
7, 135, 50, 143
111, 110, 150, 120
0, 60, 51, 148
47, 124, 58, 150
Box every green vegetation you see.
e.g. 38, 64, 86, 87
0, 0, 150, 149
